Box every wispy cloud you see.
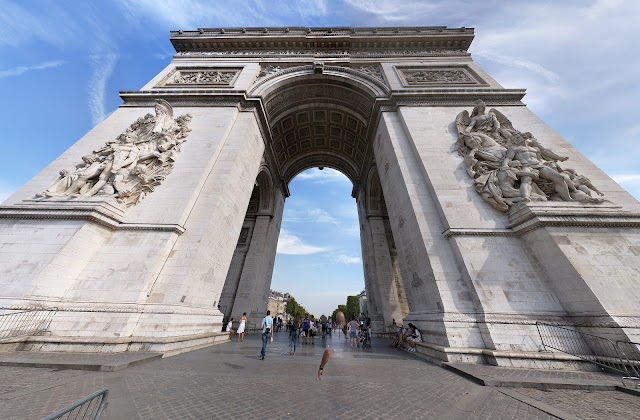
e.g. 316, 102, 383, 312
0, 60, 65, 79
473, 50, 560, 83
88, 48, 118, 126
284, 208, 340, 226
332, 254, 362, 265
295, 168, 351, 184
116, 0, 332, 28
276, 230, 331, 255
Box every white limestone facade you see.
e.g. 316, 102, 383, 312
0, 27, 638, 367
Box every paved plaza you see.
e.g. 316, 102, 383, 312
0, 332, 638, 419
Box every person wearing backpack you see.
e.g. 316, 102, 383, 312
290, 314, 301, 355
302, 315, 310, 345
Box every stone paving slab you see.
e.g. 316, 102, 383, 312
444, 362, 623, 390
0, 351, 162, 372
1, 333, 638, 419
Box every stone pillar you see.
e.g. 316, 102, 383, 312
367, 216, 407, 330
373, 110, 488, 354
356, 190, 383, 332
230, 188, 284, 331
218, 220, 255, 324
0, 107, 267, 352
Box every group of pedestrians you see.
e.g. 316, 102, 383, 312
388, 322, 422, 352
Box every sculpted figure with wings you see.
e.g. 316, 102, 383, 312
38, 100, 192, 207
454, 100, 605, 211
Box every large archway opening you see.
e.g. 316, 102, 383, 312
271, 167, 363, 318
221, 67, 407, 331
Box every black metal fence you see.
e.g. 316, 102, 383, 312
44, 388, 109, 420
0, 307, 58, 340
536, 322, 640, 387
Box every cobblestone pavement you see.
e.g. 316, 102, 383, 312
0, 332, 635, 419
510, 388, 640, 420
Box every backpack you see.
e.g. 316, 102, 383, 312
302, 318, 309, 330
291, 320, 299, 332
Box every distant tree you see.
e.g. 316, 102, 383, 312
346, 296, 360, 320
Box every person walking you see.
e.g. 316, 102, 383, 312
237, 312, 247, 342
290, 314, 301, 355
302, 314, 310, 345
260, 310, 273, 360
348, 317, 359, 347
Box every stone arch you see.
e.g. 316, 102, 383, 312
255, 165, 275, 215
365, 165, 384, 217
250, 68, 388, 187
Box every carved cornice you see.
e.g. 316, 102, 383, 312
0, 201, 186, 234
176, 49, 469, 58
443, 228, 516, 238
0, 299, 217, 315
170, 26, 474, 54
407, 311, 640, 328
444, 204, 640, 238
508, 202, 640, 235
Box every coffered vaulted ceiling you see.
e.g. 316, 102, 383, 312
263, 79, 377, 185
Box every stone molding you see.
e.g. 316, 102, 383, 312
507, 202, 640, 235
444, 203, 640, 238
0, 300, 218, 315
170, 26, 474, 54
0, 201, 186, 234
407, 311, 640, 328
443, 228, 516, 237
175, 49, 469, 58
118, 88, 526, 109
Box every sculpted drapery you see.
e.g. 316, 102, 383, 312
39, 100, 192, 207
455, 100, 604, 212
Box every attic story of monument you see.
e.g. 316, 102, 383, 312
0, 27, 639, 368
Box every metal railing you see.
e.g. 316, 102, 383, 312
44, 388, 109, 420
0, 307, 58, 340
536, 322, 640, 387
616, 340, 640, 388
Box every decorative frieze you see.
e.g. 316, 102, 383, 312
396, 66, 483, 86
160, 68, 241, 87
176, 49, 467, 58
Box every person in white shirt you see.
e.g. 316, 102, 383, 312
406, 323, 422, 352
225, 318, 234, 339
260, 310, 273, 360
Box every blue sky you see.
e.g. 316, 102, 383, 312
1, 0, 639, 315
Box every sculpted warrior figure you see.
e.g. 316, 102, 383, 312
38, 99, 192, 207
501, 132, 573, 202
455, 102, 604, 211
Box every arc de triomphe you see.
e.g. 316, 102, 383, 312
1, 27, 639, 367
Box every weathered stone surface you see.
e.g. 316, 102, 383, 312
1, 27, 639, 366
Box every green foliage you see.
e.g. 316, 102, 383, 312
285, 295, 308, 318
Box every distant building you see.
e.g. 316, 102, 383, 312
268, 289, 289, 319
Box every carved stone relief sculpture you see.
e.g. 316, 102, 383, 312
38, 99, 192, 207
170, 69, 239, 85
454, 100, 605, 212
399, 67, 478, 85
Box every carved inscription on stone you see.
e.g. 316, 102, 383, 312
398, 67, 479, 85
38, 100, 192, 207
170, 69, 239, 85
454, 100, 605, 212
